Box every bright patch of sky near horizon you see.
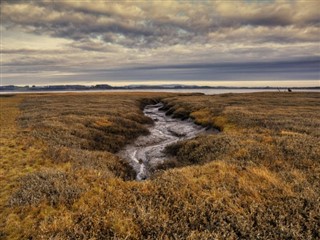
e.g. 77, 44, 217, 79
1, 0, 319, 87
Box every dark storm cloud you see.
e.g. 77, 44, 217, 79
96, 57, 319, 81
129, 57, 320, 72
1, 48, 67, 54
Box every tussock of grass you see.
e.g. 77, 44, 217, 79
1, 92, 319, 239
9, 170, 82, 207
165, 134, 238, 165
46, 146, 135, 180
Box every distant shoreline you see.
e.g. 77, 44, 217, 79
1, 87, 319, 95
1, 84, 319, 93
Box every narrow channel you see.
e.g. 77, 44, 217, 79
119, 103, 207, 180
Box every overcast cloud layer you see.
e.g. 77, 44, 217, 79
1, 0, 320, 87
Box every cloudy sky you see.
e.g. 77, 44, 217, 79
1, 0, 320, 87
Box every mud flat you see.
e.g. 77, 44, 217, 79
119, 103, 209, 180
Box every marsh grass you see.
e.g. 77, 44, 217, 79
9, 170, 82, 207
1, 92, 319, 239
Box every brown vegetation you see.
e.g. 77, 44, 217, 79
1, 92, 319, 239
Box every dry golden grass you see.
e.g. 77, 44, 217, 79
0, 95, 53, 239
1, 92, 319, 239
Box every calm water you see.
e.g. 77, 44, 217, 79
1, 89, 319, 95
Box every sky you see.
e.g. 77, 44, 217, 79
1, 0, 320, 87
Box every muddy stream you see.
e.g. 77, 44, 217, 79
119, 103, 207, 180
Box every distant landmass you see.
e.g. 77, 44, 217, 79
0, 84, 319, 92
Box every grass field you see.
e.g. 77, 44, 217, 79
0, 92, 319, 239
